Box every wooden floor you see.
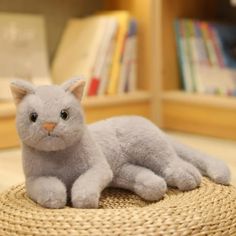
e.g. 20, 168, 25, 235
0, 131, 235, 193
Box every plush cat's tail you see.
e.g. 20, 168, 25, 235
168, 136, 231, 185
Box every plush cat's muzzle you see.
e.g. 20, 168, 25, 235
42, 122, 57, 132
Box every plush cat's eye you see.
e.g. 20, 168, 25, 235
29, 112, 38, 122
60, 110, 69, 120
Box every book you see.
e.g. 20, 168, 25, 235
126, 21, 138, 93
200, 22, 219, 67
208, 24, 224, 68
194, 21, 209, 65
118, 18, 137, 93
88, 18, 118, 96
98, 11, 130, 95
97, 32, 117, 96
190, 20, 211, 93
185, 19, 197, 92
51, 16, 109, 95
174, 20, 194, 92
0, 12, 50, 101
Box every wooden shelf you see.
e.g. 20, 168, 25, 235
148, 0, 236, 140
162, 91, 236, 109
84, 91, 152, 107
162, 91, 236, 140
0, 91, 152, 149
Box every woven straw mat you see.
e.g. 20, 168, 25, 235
0, 177, 236, 236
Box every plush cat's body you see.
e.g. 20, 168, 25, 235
11, 78, 230, 209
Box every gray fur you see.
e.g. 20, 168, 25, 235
10, 78, 231, 209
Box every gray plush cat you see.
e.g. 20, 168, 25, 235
10, 77, 230, 209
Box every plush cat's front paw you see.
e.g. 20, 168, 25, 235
72, 191, 100, 209
37, 192, 67, 209
26, 177, 67, 209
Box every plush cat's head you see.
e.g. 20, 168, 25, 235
10, 78, 86, 152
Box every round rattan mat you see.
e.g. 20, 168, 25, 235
0, 178, 236, 236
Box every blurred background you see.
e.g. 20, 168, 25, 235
0, 0, 236, 191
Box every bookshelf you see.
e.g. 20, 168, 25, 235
0, 0, 236, 149
155, 0, 236, 140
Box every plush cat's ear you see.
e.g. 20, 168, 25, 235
10, 80, 35, 105
61, 77, 85, 101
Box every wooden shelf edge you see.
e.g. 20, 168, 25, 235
83, 91, 152, 108
0, 102, 15, 118
162, 91, 236, 110
0, 91, 152, 118
162, 91, 236, 140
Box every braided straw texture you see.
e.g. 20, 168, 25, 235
0, 178, 236, 236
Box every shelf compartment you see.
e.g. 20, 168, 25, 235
162, 91, 236, 140
0, 91, 152, 149
84, 91, 152, 122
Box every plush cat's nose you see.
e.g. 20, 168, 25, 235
42, 122, 57, 132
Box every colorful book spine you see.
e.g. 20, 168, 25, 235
97, 33, 117, 96
184, 19, 200, 91
88, 19, 117, 96
119, 18, 137, 93
87, 21, 108, 96
174, 20, 193, 92
104, 11, 130, 95
194, 21, 209, 65
200, 22, 218, 67
208, 24, 225, 68
127, 26, 137, 92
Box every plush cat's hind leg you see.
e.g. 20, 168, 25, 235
161, 159, 202, 190
169, 137, 231, 185
142, 153, 202, 191
129, 135, 202, 191
115, 116, 202, 191
112, 163, 167, 201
